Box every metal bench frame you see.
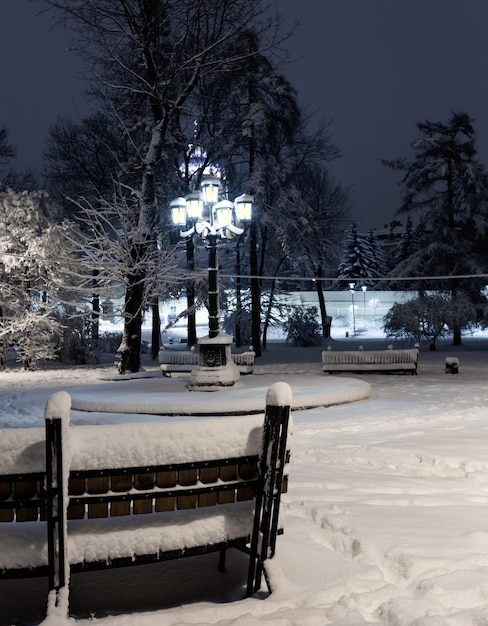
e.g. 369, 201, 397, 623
0, 387, 290, 618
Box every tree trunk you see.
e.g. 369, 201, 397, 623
452, 324, 462, 345
151, 300, 160, 359
92, 269, 100, 363
450, 281, 462, 345
0, 305, 5, 371
118, 241, 146, 374
262, 278, 277, 349
262, 255, 285, 349
118, 121, 161, 373
315, 266, 331, 338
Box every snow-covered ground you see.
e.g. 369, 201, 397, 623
2, 329, 488, 625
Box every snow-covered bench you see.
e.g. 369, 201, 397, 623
0, 384, 291, 619
159, 347, 256, 376
322, 345, 419, 374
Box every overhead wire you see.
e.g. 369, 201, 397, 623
2, 253, 488, 283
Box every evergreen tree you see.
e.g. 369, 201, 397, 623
393, 216, 416, 266
383, 111, 488, 344
337, 223, 379, 285
366, 227, 388, 281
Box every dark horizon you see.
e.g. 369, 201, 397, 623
2, 1, 488, 231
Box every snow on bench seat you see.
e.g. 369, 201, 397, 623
67, 501, 255, 566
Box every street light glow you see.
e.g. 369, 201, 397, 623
185, 192, 204, 221
213, 200, 234, 228
170, 170, 253, 388
201, 176, 220, 205
234, 194, 254, 223
170, 197, 187, 226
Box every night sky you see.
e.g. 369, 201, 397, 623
2, 1, 488, 230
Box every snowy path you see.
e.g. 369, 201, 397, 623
2, 340, 488, 624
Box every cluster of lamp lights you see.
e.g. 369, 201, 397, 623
170, 177, 253, 240
170, 177, 253, 336
169, 176, 253, 388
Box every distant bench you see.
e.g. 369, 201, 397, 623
0, 383, 291, 620
322, 345, 419, 374
159, 347, 256, 377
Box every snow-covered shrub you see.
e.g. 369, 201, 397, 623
8, 311, 63, 371
0, 334, 7, 371
331, 315, 349, 328
222, 309, 252, 346
283, 306, 322, 347
56, 314, 96, 365
0, 189, 67, 369
383, 294, 478, 345
99, 331, 123, 354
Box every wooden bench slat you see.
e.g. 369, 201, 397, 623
110, 475, 132, 516
155, 470, 176, 512
218, 465, 237, 505
87, 477, 109, 519
0, 480, 12, 501
199, 467, 219, 507
0, 509, 13, 522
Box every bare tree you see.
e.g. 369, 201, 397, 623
44, 112, 135, 358
44, 113, 130, 205
43, 0, 283, 372
0, 126, 37, 191
0, 127, 15, 168
286, 165, 351, 338
52, 193, 183, 359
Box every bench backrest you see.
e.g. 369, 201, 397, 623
0, 460, 276, 520
322, 348, 419, 365
231, 351, 256, 366
159, 351, 198, 365
159, 350, 255, 367
0, 471, 46, 522
1, 384, 291, 599
1, 427, 288, 523
66, 456, 264, 519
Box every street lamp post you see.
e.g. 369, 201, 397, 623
349, 282, 356, 336
362, 285, 367, 317
171, 179, 253, 389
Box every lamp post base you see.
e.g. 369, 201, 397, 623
189, 332, 240, 390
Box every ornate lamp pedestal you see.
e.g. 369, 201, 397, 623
189, 233, 239, 390
189, 331, 240, 389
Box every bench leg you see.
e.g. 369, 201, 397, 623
218, 548, 227, 572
